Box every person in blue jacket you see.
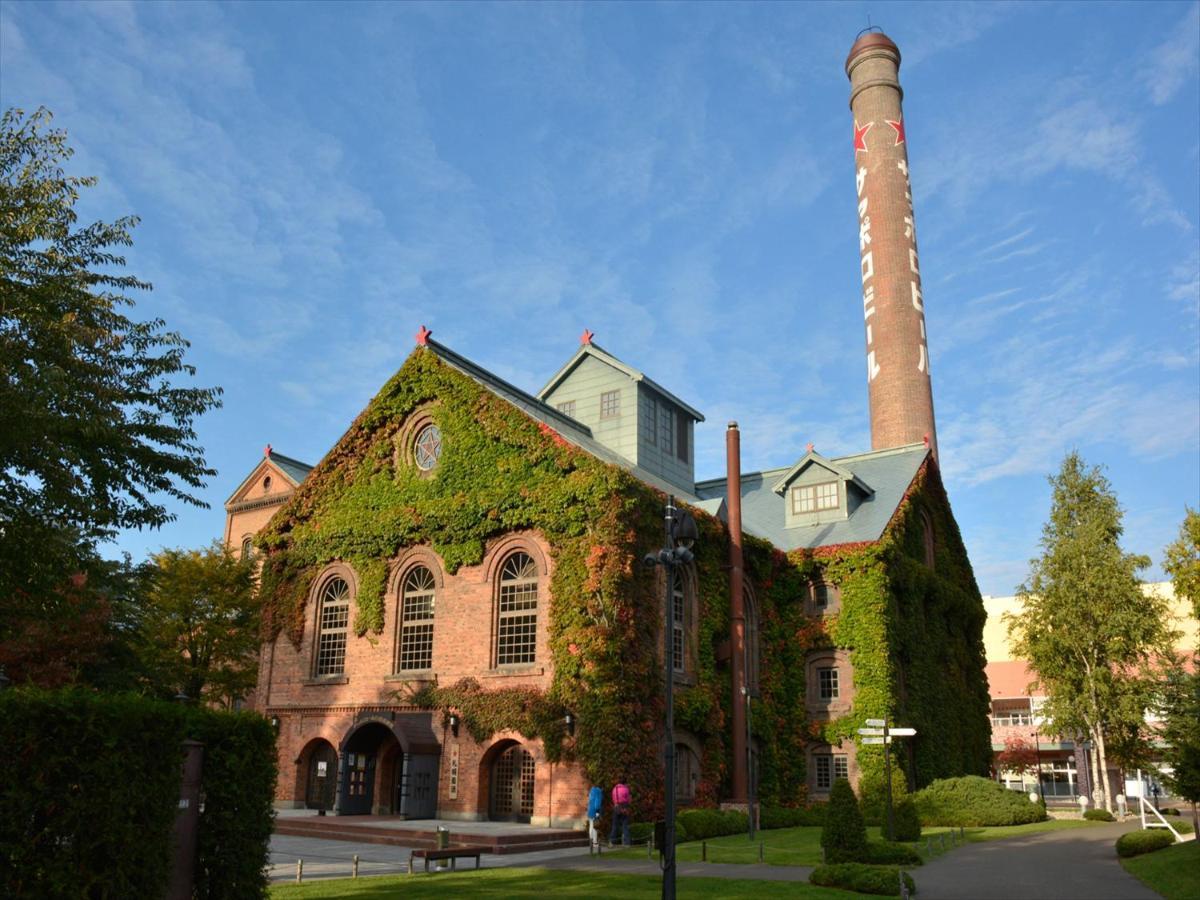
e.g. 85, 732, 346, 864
586, 784, 604, 847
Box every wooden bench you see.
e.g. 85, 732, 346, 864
409, 846, 486, 873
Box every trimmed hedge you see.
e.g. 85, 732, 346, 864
811, 863, 918, 896
1115, 830, 1175, 857
865, 840, 923, 866
0, 688, 277, 899
760, 804, 827, 828
893, 797, 923, 841
1084, 808, 1115, 822
677, 808, 749, 840
913, 776, 1046, 827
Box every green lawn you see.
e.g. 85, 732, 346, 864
269, 867, 875, 899
603, 819, 1102, 867
1120, 839, 1200, 900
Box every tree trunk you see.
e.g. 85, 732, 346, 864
1095, 728, 1112, 812
1088, 741, 1101, 808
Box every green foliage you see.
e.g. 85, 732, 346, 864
859, 767, 909, 826
821, 778, 869, 863
1163, 508, 1200, 622
1155, 664, 1200, 805
0, 107, 221, 609
0, 688, 277, 899
1084, 808, 1115, 822
863, 840, 922, 865
760, 805, 827, 828
810, 863, 917, 896
138, 542, 261, 705
912, 776, 1046, 826
1115, 829, 1175, 857
676, 808, 749, 840
892, 797, 922, 841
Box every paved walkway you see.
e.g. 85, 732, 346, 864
913, 822, 1161, 900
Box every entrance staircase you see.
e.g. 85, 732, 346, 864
274, 815, 590, 855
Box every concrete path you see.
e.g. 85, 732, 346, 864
913, 822, 1161, 900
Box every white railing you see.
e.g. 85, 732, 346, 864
1139, 795, 1187, 843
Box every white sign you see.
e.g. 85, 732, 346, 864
889, 727, 917, 736
858, 728, 885, 736
864, 719, 886, 727
861, 736, 893, 745
317, 761, 328, 777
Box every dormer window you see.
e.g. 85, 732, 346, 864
792, 482, 839, 514
557, 400, 576, 418
600, 390, 620, 419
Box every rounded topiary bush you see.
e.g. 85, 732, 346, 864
865, 840, 923, 866
1084, 808, 1115, 822
1115, 829, 1175, 857
912, 776, 1047, 827
822, 778, 869, 863
810, 863, 918, 896
892, 797, 923, 842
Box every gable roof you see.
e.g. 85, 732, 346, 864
769, 450, 874, 496
536, 340, 705, 422
424, 339, 704, 504
694, 443, 929, 551
224, 449, 314, 508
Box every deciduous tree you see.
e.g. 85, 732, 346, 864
1156, 665, 1200, 836
1163, 507, 1200, 624
0, 107, 221, 607
1006, 453, 1176, 811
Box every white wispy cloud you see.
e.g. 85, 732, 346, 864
1140, 3, 1200, 105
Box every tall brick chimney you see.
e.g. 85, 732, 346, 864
846, 31, 938, 460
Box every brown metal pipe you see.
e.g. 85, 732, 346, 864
727, 422, 747, 802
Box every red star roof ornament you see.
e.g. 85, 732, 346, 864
887, 117, 905, 146
580, 328, 595, 345
854, 120, 873, 154
806, 442, 815, 453
264, 444, 273, 458
415, 324, 432, 346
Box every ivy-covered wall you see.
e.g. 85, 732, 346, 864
255, 347, 990, 821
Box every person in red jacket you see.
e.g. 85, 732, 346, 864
609, 778, 632, 846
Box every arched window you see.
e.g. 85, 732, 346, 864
314, 577, 351, 676
496, 552, 539, 666
240, 536, 254, 560
807, 580, 841, 617
744, 580, 760, 693
397, 566, 436, 671
920, 509, 935, 569
672, 570, 686, 675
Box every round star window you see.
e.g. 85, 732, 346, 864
414, 423, 442, 471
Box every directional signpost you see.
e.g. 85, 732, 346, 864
857, 720, 918, 840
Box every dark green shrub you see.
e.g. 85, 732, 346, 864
1084, 808, 1115, 822
0, 688, 277, 900
676, 808, 748, 840
630, 821, 654, 843
913, 776, 1046, 827
760, 804, 826, 828
811, 863, 918, 896
865, 840, 923, 866
860, 768, 909, 825
822, 778, 869, 863
893, 797, 923, 841
1115, 829, 1175, 857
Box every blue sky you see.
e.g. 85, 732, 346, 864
3, 1, 1197, 597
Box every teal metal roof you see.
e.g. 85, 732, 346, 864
426, 340, 702, 503
267, 450, 314, 485
694, 444, 929, 550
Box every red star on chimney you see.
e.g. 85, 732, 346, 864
887, 117, 905, 146
263, 444, 273, 458
580, 329, 594, 346
854, 120, 873, 154
415, 325, 432, 346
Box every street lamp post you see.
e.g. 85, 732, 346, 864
643, 495, 697, 900
1031, 730, 1045, 803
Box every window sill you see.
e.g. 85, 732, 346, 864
483, 666, 544, 679
303, 675, 350, 686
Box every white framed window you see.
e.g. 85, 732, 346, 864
818, 666, 839, 701
791, 482, 839, 514
398, 566, 436, 671
240, 536, 254, 560
600, 390, 620, 419
314, 577, 351, 676
557, 400, 576, 418
496, 552, 539, 666
672, 572, 685, 674
414, 423, 442, 471
814, 753, 849, 790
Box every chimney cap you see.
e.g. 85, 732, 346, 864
727, 421, 739, 429
845, 30, 900, 73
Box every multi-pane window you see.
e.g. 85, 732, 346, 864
659, 405, 675, 455
818, 666, 839, 701
672, 573, 686, 674
644, 399, 658, 446
600, 390, 620, 419
556, 400, 576, 419
791, 482, 840, 514
675, 410, 688, 462
814, 754, 849, 790
398, 566, 436, 671
497, 553, 538, 666
314, 577, 351, 676
814, 583, 830, 609
241, 537, 254, 560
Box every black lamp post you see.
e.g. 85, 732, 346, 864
643, 494, 697, 900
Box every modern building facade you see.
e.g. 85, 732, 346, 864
224, 30, 993, 825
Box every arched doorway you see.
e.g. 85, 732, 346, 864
340, 722, 400, 816
488, 743, 536, 823
301, 739, 337, 811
